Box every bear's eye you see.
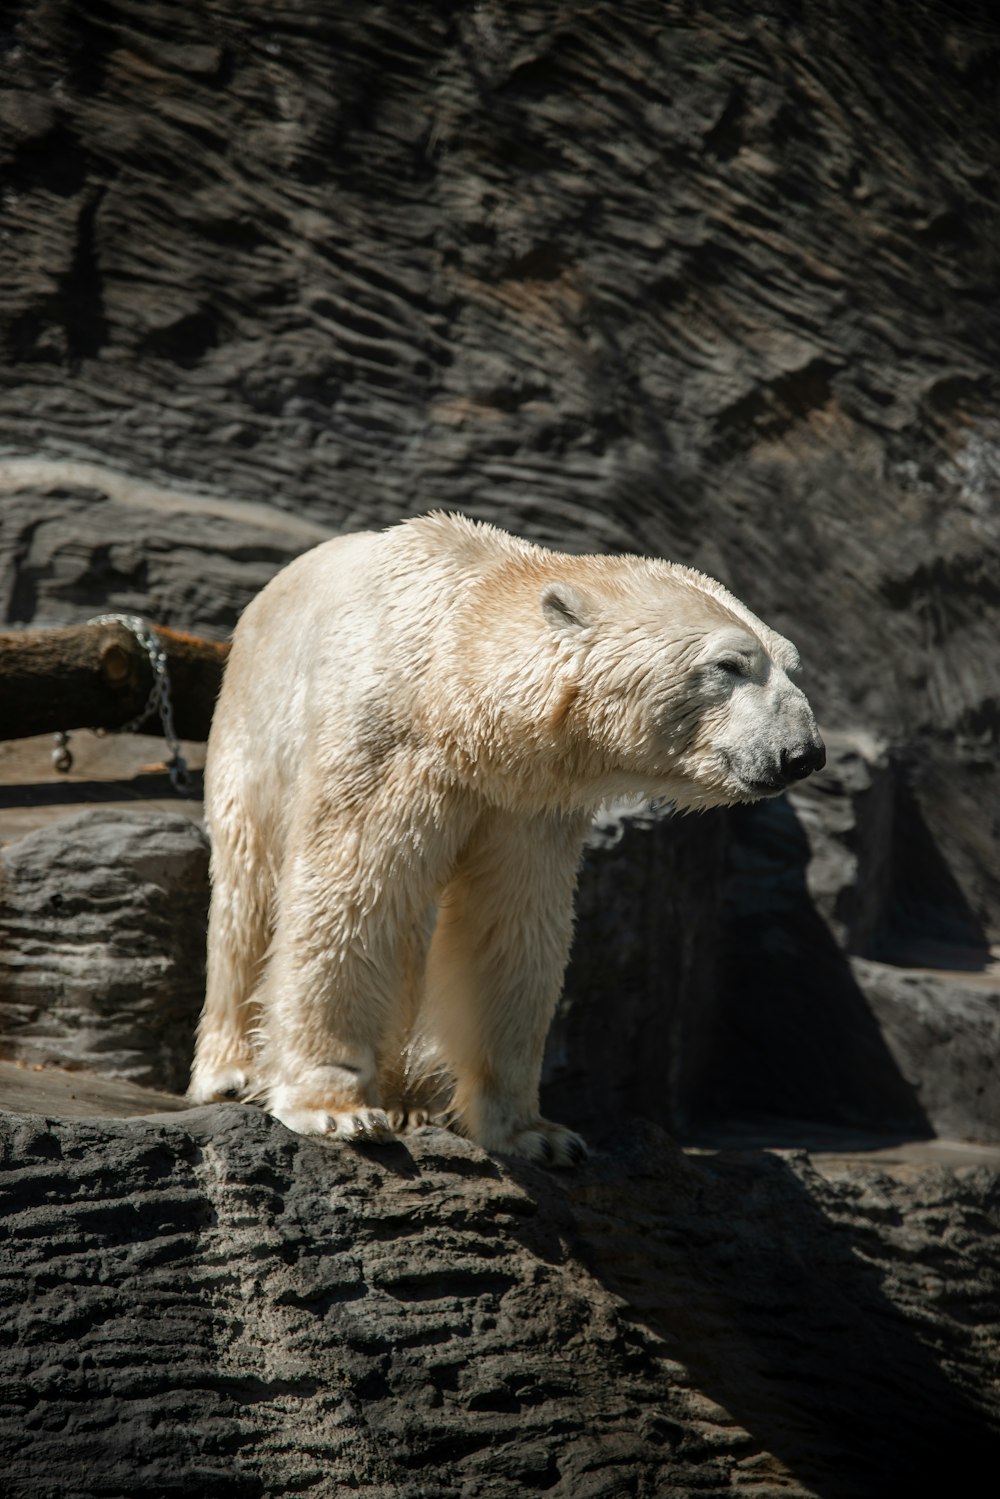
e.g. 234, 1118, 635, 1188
715, 657, 748, 678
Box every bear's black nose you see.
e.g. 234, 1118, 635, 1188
781, 740, 826, 782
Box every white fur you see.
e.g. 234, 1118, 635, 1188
189, 514, 822, 1164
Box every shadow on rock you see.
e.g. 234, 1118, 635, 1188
561, 1123, 1000, 1496
708, 794, 940, 1133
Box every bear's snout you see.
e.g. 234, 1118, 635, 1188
780, 739, 826, 784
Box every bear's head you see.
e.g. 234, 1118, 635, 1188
664, 617, 826, 807
539, 561, 825, 811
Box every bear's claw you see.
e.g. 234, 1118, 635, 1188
386, 1106, 433, 1133
498, 1121, 589, 1168
338, 1110, 396, 1142
271, 1103, 396, 1142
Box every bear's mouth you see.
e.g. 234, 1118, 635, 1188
743, 777, 786, 798
719, 753, 786, 799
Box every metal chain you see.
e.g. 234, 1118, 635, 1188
51, 614, 191, 793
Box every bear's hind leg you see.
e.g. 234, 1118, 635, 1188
378, 909, 442, 1134
189, 808, 272, 1105
422, 808, 591, 1167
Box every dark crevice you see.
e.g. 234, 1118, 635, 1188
63, 191, 109, 361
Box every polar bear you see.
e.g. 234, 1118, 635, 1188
189, 513, 824, 1164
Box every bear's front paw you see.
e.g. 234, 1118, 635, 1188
271, 1100, 397, 1143
497, 1119, 589, 1168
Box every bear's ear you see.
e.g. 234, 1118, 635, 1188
540, 581, 590, 632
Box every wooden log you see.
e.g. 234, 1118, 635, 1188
0, 622, 229, 743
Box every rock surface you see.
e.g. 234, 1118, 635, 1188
1, 1103, 998, 1499
851, 956, 1000, 1143
0, 809, 209, 1093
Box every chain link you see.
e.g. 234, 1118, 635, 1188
51, 614, 191, 793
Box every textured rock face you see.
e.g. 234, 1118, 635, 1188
0, 809, 209, 1092
0, 466, 329, 636
851, 958, 1000, 1142
1, 1106, 998, 1499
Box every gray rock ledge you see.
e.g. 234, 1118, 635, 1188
1, 1103, 997, 1498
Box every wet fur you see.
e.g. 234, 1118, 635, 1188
189, 514, 821, 1165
